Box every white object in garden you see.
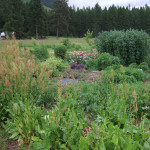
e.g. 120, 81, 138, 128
1, 32, 5, 37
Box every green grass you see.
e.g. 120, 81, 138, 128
0, 37, 90, 52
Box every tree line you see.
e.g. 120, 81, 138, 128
0, 0, 150, 38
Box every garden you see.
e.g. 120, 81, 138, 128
0, 29, 150, 150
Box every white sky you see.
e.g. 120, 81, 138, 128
68, 0, 150, 9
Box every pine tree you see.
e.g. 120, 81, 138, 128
29, 0, 44, 39
93, 3, 102, 36
0, 0, 24, 38
53, 0, 70, 39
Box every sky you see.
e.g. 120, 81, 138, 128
68, 0, 150, 9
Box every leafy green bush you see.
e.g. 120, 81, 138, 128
103, 65, 145, 83
95, 30, 150, 65
61, 38, 71, 48
54, 45, 67, 59
86, 58, 98, 70
31, 44, 49, 61
41, 56, 65, 77
129, 63, 138, 68
138, 62, 149, 72
125, 67, 145, 81
84, 29, 95, 49
145, 54, 150, 68
97, 53, 120, 70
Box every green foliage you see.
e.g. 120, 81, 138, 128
0, 41, 51, 125
145, 54, 150, 68
97, 53, 120, 70
5, 99, 46, 145
95, 30, 150, 65
84, 29, 95, 49
29, 93, 86, 149
86, 58, 98, 70
31, 40, 49, 61
61, 38, 71, 48
0, 129, 8, 150
41, 56, 65, 77
103, 65, 145, 83
79, 119, 150, 150
138, 62, 149, 72
54, 45, 67, 59
129, 63, 138, 68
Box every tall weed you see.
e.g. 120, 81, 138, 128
0, 40, 52, 124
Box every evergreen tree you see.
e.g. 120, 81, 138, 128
53, 0, 70, 39
93, 3, 102, 36
0, 0, 24, 38
29, 0, 44, 39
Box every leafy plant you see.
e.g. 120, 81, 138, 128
97, 53, 120, 70
95, 30, 150, 65
61, 38, 71, 48
5, 99, 46, 145
0, 40, 51, 125
54, 45, 67, 59
138, 62, 149, 72
41, 56, 65, 77
84, 29, 95, 49
31, 40, 49, 61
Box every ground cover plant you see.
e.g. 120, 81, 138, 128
0, 34, 150, 150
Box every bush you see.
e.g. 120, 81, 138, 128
103, 65, 145, 83
41, 56, 65, 77
144, 54, 150, 68
61, 38, 71, 48
125, 68, 145, 81
54, 45, 67, 59
86, 59, 98, 70
31, 43, 49, 62
95, 30, 150, 65
97, 53, 120, 70
138, 62, 149, 72
129, 63, 138, 68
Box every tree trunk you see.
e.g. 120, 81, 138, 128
36, 26, 38, 40
57, 18, 59, 40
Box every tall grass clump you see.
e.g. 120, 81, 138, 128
95, 30, 150, 65
0, 40, 52, 124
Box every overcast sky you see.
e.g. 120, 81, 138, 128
68, 0, 150, 9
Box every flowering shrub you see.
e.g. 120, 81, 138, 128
66, 49, 100, 64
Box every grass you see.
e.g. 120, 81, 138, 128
0, 37, 89, 50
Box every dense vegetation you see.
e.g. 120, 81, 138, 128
1, 0, 150, 38
0, 0, 150, 148
0, 29, 150, 149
